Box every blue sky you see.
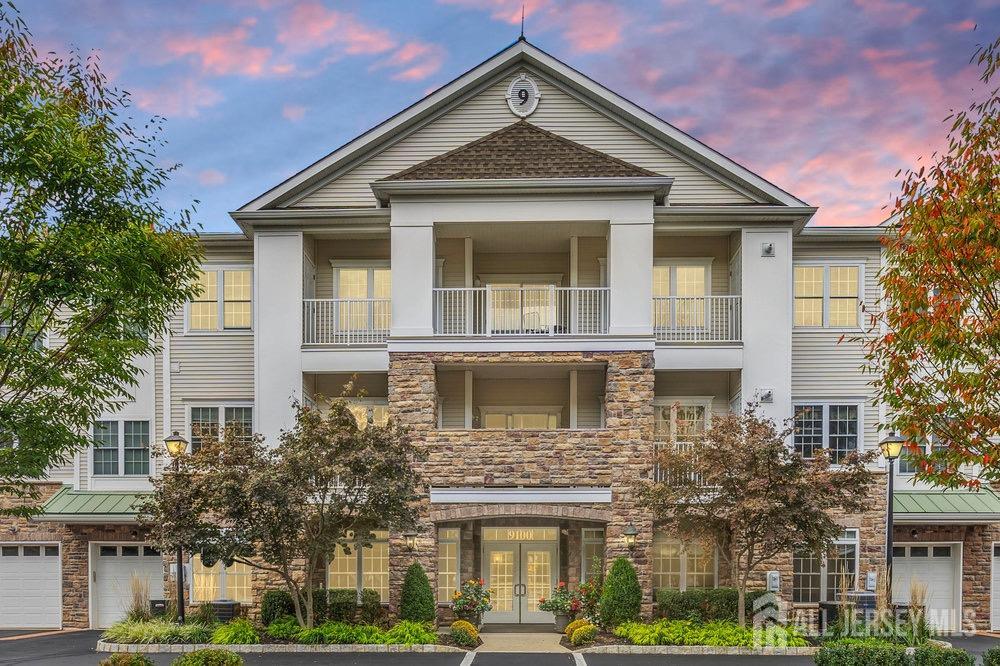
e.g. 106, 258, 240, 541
19, 0, 999, 231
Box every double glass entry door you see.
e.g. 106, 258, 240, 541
483, 542, 557, 624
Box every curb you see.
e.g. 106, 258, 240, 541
578, 644, 820, 655
96, 640, 467, 654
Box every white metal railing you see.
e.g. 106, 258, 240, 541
433, 286, 609, 336
303, 298, 390, 345
652, 295, 741, 343
654, 439, 705, 486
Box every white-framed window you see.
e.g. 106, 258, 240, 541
652, 259, 712, 328
327, 530, 390, 603
793, 402, 862, 464
92, 420, 150, 476
188, 267, 253, 332
793, 263, 862, 328
346, 399, 389, 430
331, 261, 391, 333
581, 528, 605, 583
479, 406, 562, 430
793, 529, 859, 603
898, 435, 947, 475
191, 555, 252, 604
188, 404, 253, 453
652, 534, 717, 591
437, 528, 460, 603
654, 398, 711, 483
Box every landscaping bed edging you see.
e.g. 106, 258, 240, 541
96, 640, 467, 654
578, 644, 819, 656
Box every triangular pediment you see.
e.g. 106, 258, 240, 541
237, 40, 806, 213
382, 121, 658, 181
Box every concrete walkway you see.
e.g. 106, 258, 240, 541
478, 631, 568, 653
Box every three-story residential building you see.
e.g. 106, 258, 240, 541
3, 38, 999, 633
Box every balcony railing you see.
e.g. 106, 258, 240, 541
652, 295, 741, 343
303, 298, 390, 345
433, 286, 609, 336
654, 438, 705, 486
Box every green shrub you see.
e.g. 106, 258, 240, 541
814, 642, 909, 666
260, 590, 295, 627
190, 604, 218, 627
912, 646, 975, 666
98, 655, 155, 666
210, 619, 259, 645
383, 620, 437, 645
317, 621, 363, 644
327, 588, 357, 622
570, 623, 598, 646
983, 646, 1000, 666
171, 649, 244, 666
295, 627, 326, 644
599, 557, 642, 627
399, 563, 436, 622
612, 619, 808, 648
311, 587, 329, 624
359, 588, 383, 624
564, 618, 590, 640
449, 620, 478, 647
353, 624, 388, 644
264, 615, 300, 641
655, 587, 772, 623
101, 619, 212, 644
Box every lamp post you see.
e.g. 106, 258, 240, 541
164, 430, 189, 624
879, 432, 905, 601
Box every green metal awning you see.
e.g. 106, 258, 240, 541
893, 489, 1000, 524
32, 485, 151, 523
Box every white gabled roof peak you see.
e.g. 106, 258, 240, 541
235, 38, 807, 214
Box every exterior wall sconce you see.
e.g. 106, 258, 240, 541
403, 531, 418, 552
623, 523, 638, 550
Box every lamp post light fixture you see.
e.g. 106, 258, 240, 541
879, 431, 906, 602
623, 523, 638, 550
403, 531, 418, 552
163, 430, 189, 624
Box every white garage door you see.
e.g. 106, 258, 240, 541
892, 544, 958, 632
93, 544, 164, 629
0, 543, 61, 629
991, 544, 1000, 630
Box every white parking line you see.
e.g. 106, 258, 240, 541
573, 652, 587, 666
460, 650, 477, 666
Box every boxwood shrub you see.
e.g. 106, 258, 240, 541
815, 642, 909, 666
983, 646, 1000, 666
912, 646, 975, 666
327, 588, 357, 622
399, 563, 436, 622
655, 587, 772, 623
599, 557, 642, 627
171, 649, 244, 666
260, 590, 294, 627
98, 655, 155, 666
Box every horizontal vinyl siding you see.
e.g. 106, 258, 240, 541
437, 370, 466, 429
475, 253, 570, 284
653, 236, 732, 296
294, 71, 753, 208
577, 237, 605, 287
576, 369, 604, 428
654, 371, 732, 416
791, 241, 881, 450
438, 238, 466, 288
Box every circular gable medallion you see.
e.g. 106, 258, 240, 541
506, 73, 540, 118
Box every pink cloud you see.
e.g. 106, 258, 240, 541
164, 18, 273, 77
439, 0, 552, 24
561, 2, 626, 52
853, 0, 925, 25
132, 79, 223, 118
277, 2, 395, 55
375, 41, 447, 81
946, 19, 977, 32
282, 104, 307, 121
197, 169, 227, 186
707, 0, 813, 18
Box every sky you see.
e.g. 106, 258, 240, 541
18, 0, 999, 231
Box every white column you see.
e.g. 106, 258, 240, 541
608, 217, 653, 336
740, 229, 793, 423
255, 231, 304, 443
390, 203, 435, 337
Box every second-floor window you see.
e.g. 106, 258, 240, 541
793, 402, 860, 463
793, 264, 861, 328
189, 268, 252, 332
92, 420, 150, 476
480, 407, 561, 429
189, 405, 253, 453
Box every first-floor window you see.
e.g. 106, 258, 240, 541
347, 400, 389, 430
326, 530, 390, 603
191, 556, 252, 604
189, 405, 252, 453
93, 420, 150, 476
437, 528, 460, 603
652, 534, 717, 591
793, 529, 859, 603
793, 402, 860, 463
581, 528, 605, 583
480, 407, 561, 429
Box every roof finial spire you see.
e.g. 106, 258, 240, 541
520, 4, 525, 40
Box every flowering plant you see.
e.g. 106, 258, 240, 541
538, 581, 580, 615
575, 578, 602, 623
452, 578, 493, 620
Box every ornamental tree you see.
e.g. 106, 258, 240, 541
638, 405, 875, 626
140, 398, 424, 628
861, 35, 999, 488
0, 4, 201, 513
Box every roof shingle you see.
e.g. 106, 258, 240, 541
381, 121, 659, 181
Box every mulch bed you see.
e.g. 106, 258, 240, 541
559, 632, 623, 650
